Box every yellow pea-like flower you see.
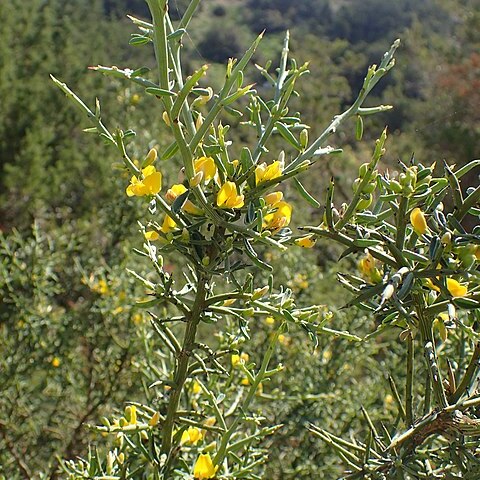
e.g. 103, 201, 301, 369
194, 156, 217, 183
216, 181, 244, 209
263, 200, 292, 231
145, 230, 160, 241
446, 278, 467, 297
126, 166, 162, 197
231, 352, 249, 367
192, 381, 202, 395
51, 357, 61, 368
410, 207, 427, 235
181, 426, 204, 445
165, 184, 203, 215
295, 235, 316, 248
264, 191, 283, 206
255, 160, 283, 185
193, 453, 218, 479
425, 278, 441, 292
161, 215, 177, 233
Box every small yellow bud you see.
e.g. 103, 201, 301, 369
441, 232, 452, 245
252, 286, 269, 300
410, 208, 427, 235
125, 405, 137, 425
189, 171, 204, 188
196, 113, 204, 130
51, 357, 61, 368
149, 411, 160, 427
143, 147, 158, 167
162, 111, 171, 126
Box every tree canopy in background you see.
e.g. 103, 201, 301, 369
0, 1, 479, 478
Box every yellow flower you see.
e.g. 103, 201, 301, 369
264, 191, 283, 206
145, 230, 160, 241
446, 278, 467, 297
231, 352, 249, 367
149, 411, 160, 426
193, 453, 218, 479
263, 200, 292, 231
126, 166, 162, 197
194, 156, 217, 183
410, 207, 427, 235
255, 160, 283, 185
92, 279, 109, 295
204, 417, 216, 427
161, 215, 177, 233
265, 316, 275, 325
165, 184, 203, 215
241, 377, 250, 386
425, 278, 441, 292
358, 252, 382, 283
192, 381, 202, 395
295, 235, 316, 248
52, 357, 61, 368
181, 426, 204, 445
217, 181, 244, 209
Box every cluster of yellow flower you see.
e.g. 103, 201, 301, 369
126, 154, 301, 242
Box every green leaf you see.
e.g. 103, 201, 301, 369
293, 177, 320, 208
275, 122, 302, 150
145, 87, 176, 97
171, 190, 189, 214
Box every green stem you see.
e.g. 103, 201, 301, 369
415, 295, 448, 409
396, 196, 408, 250
160, 273, 209, 461
213, 325, 283, 466
450, 342, 480, 404
406, 333, 414, 426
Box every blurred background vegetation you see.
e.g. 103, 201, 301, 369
0, 0, 478, 478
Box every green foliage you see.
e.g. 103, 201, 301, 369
0, 219, 147, 476
1, 1, 479, 479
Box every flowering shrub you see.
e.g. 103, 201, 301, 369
49, 0, 480, 479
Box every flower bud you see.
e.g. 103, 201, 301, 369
441, 232, 451, 245
143, 147, 158, 167
149, 411, 160, 427
189, 171, 203, 188
252, 286, 269, 300
410, 208, 427, 235
162, 111, 171, 127
300, 128, 308, 148
358, 162, 369, 178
